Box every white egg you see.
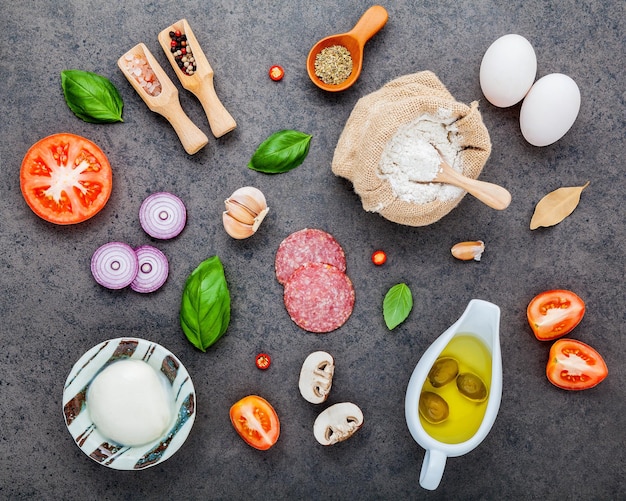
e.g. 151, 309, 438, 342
520, 73, 581, 147
480, 34, 537, 107
87, 359, 173, 446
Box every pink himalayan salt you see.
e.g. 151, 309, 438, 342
124, 53, 162, 97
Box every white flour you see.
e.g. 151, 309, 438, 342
377, 110, 463, 204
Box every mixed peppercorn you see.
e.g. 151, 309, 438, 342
169, 30, 196, 75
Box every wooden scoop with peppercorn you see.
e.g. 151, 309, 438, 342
118, 43, 209, 155
158, 19, 237, 138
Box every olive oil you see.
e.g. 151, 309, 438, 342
419, 334, 492, 444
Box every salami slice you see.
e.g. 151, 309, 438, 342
275, 228, 346, 285
284, 262, 355, 333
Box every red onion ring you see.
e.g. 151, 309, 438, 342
130, 245, 169, 293
139, 192, 186, 239
91, 242, 139, 289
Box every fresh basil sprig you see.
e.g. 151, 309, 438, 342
180, 256, 231, 352
383, 283, 413, 330
61, 69, 124, 123
248, 129, 312, 174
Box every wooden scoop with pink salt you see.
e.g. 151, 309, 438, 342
118, 43, 208, 154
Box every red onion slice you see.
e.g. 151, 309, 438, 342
91, 242, 139, 289
139, 192, 186, 239
130, 245, 169, 293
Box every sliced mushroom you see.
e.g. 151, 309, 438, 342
313, 402, 364, 446
298, 351, 335, 404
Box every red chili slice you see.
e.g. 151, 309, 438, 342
269, 65, 284, 81
372, 250, 387, 265
255, 353, 271, 370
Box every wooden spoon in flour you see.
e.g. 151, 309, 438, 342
433, 157, 512, 210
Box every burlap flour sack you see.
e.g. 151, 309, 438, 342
332, 71, 492, 226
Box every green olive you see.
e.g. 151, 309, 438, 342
428, 357, 459, 388
456, 372, 488, 402
419, 391, 449, 424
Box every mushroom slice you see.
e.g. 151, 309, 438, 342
313, 402, 364, 446
298, 351, 335, 404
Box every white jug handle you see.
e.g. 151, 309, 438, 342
419, 449, 447, 490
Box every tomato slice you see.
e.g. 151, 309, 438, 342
547, 339, 608, 390
527, 289, 585, 341
230, 395, 280, 450
20, 133, 112, 224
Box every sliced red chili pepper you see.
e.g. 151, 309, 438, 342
255, 353, 271, 370
269, 65, 284, 81
372, 250, 387, 266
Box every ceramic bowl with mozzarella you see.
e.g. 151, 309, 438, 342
63, 337, 196, 470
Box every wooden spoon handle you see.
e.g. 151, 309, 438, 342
195, 77, 237, 138
444, 171, 512, 210
159, 103, 209, 155
348, 5, 389, 46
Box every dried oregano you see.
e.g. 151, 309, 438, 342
530, 182, 590, 230
314, 45, 353, 85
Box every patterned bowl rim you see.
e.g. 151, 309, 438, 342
62, 337, 196, 470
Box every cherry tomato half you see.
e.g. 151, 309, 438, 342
527, 290, 585, 341
20, 133, 112, 224
255, 353, 271, 370
546, 339, 608, 390
230, 395, 280, 450
269, 65, 284, 81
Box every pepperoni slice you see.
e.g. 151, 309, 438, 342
283, 263, 355, 333
275, 228, 346, 285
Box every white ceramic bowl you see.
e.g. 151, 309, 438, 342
62, 337, 196, 470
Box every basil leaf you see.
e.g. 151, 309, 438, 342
61, 69, 124, 123
180, 256, 231, 352
383, 283, 413, 330
248, 129, 312, 174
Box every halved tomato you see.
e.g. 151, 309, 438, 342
527, 290, 585, 341
230, 395, 280, 450
547, 339, 608, 390
20, 133, 112, 224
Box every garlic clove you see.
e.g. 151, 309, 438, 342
222, 211, 256, 239
451, 240, 485, 261
251, 207, 269, 232
224, 198, 258, 226
223, 186, 269, 238
227, 187, 267, 215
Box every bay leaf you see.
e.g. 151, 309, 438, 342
530, 181, 590, 230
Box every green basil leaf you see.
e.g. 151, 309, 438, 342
248, 129, 312, 174
180, 256, 231, 352
383, 283, 413, 330
61, 69, 124, 123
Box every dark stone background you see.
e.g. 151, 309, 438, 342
1, 1, 624, 499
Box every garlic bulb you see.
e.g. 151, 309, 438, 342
223, 186, 269, 239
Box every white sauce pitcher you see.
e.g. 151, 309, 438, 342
405, 299, 503, 490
